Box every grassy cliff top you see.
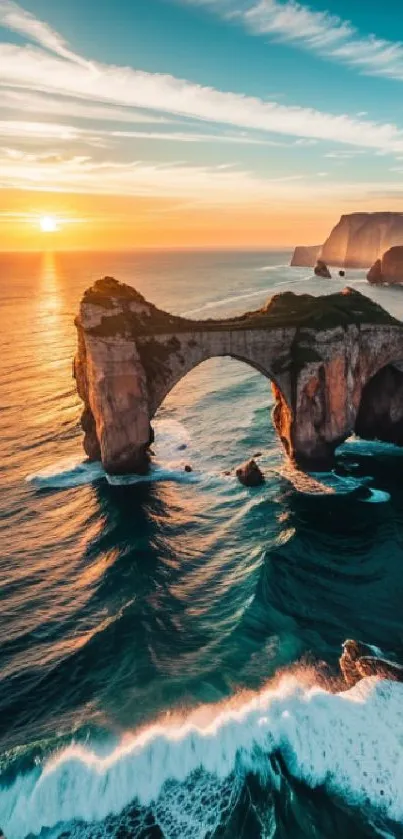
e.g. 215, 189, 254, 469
82, 278, 399, 337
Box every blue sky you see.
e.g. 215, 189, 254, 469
1, 0, 403, 247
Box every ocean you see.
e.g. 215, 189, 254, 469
2, 249, 403, 839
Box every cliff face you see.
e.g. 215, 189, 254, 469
367, 246, 403, 285
290, 245, 321, 267
74, 278, 403, 475
321, 212, 403, 268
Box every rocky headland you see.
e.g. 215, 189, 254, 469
74, 277, 403, 476
292, 212, 403, 269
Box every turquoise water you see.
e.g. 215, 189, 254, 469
2, 250, 403, 838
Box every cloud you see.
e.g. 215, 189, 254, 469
181, 0, 403, 83
1, 146, 403, 208
0, 147, 307, 199
1, 42, 403, 154
0, 116, 292, 148
0, 0, 90, 66
0, 0, 403, 211
0, 88, 173, 125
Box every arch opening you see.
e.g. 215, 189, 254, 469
355, 361, 403, 447
150, 356, 288, 471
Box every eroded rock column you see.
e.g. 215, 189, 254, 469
75, 328, 152, 474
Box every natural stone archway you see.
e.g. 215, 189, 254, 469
74, 277, 403, 475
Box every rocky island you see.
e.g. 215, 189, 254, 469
74, 278, 403, 475
292, 211, 403, 269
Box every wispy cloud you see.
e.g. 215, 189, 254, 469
1, 42, 403, 154
0, 116, 293, 149
0, 147, 306, 199
0, 0, 91, 66
182, 0, 403, 83
0, 88, 173, 125
0, 0, 403, 211
1, 146, 403, 207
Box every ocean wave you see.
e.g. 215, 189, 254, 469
1, 675, 402, 839
180, 277, 311, 317
255, 264, 289, 272
181, 287, 270, 317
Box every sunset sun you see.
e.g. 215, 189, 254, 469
39, 216, 58, 233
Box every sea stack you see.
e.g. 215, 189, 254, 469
314, 260, 331, 279
367, 246, 403, 285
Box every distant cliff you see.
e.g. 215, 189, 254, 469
322, 212, 403, 268
367, 246, 403, 285
291, 212, 403, 269
290, 245, 321, 267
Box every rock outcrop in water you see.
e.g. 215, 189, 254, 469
236, 459, 265, 487
367, 246, 403, 285
74, 278, 403, 475
314, 260, 331, 279
291, 212, 403, 269
340, 640, 403, 687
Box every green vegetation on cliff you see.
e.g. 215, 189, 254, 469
82, 278, 399, 338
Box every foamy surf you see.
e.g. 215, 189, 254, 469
26, 420, 198, 490
26, 456, 105, 489
1, 675, 403, 839
276, 463, 390, 502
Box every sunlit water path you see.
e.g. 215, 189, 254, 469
2, 250, 403, 838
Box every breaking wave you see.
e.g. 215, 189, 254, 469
1, 675, 403, 839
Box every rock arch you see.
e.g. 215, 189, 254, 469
74, 278, 403, 475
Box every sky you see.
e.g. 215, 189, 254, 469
1, 0, 403, 250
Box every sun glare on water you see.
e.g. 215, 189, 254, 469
39, 216, 58, 233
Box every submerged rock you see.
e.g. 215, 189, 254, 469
236, 459, 265, 487
314, 260, 332, 279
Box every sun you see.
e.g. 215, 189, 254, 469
39, 216, 58, 233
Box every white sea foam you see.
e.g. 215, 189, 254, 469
255, 264, 289, 272
362, 489, 391, 503
1, 676, 403, 839
26, 421, 197, 490
26, 456, 105, 489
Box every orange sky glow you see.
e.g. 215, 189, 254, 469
3, 189, 403, 252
